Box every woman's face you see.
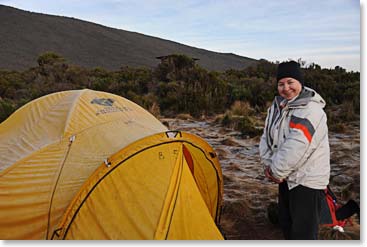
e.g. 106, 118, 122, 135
277, 77, 302, 100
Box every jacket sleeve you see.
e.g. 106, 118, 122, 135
259, 108, 272, 167
270, 104, 326, 180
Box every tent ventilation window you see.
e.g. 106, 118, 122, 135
165, 131, 182, 139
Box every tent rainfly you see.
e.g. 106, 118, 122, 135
0, 89, 224, 240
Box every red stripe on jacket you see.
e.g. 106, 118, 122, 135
289, 122, 313, 143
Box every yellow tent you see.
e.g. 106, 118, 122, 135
0, 89, 223, 240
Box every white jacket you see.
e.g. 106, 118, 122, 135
259, 87, 330, 190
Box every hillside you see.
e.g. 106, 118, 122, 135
0, 5, 257, 71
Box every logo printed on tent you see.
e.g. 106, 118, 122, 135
91, 98, 133, 116
91, 98, 115, 106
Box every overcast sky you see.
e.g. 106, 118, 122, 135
0, 0, 361, 71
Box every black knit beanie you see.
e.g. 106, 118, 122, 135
276, 61, 304, 85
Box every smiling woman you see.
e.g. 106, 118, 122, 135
259, 60, 331, 240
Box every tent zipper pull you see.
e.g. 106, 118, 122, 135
68, 135, 76, 147
104, 159, 111, 168
69, 135, 76, 143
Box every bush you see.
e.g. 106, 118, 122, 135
237, 116, 262, 137
230, 101, 254, 116
148, 102, 161, 118
0, 53, 360, 125
37, 52, 66, 66
339, 101, 358, 122
176, 113, 194, 120
220, 113, 262, 138
0, 98, 16, 123
221, 113, 232, 127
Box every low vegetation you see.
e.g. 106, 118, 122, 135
0, 53, 360, 136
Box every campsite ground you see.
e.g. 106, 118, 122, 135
162, 117, 360, 240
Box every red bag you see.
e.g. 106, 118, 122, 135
320, 186, 349, 227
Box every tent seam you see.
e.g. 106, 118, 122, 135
46, 137, 75, 239
62, 89, 87, 136
163, 150, 183, 240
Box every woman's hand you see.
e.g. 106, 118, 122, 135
264, 166, 283, 184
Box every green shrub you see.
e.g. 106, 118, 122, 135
221, 113, 232, 127
236, 116, 262, 137
0, 99, 16, 123
37, 52, 66, 66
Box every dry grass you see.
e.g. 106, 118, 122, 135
176, 113, 194, 120
230, 101, 254, 116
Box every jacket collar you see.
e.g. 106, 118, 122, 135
274, 87, 324, 109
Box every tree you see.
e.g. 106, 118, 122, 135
37, 52, 66, 66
